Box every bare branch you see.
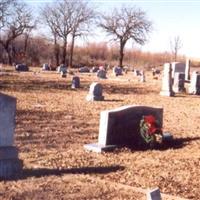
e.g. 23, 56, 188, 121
99, 6, 152, 67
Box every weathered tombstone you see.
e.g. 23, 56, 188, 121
97, 69, 106, 79
146, 188, 162, 200
79, 66, 90, 73
42, 63, 49, 71
57, 64, 67, 74
173, 72, 186, 93
0, 93, 23, 179
60, 71, 67, 78
91, 66, 99, 73
15, 64, 29, 72
86, 82, 104, 101
171, 62, 185, 78
84, 105, 163, 152
140, 70, 146, 82
71, 76, 80, 89
189, 71, 200, 95
134, 69, 141, 76
160, 63, 175, 96
113, 66, 122, 76
185, 59, 191, 81
123, 66, 129, 74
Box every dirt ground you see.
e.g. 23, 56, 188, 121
0, 66, 199, 200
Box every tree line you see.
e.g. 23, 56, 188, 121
0, 0, 184, 68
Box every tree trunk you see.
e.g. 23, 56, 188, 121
55, 44, 60, 67
4, 43, 12, 65
53, 35, 60, 66
69, 34, 75, 68
62, 38, 67, 66
119, 39, 125, 67
24, 33, 30, 63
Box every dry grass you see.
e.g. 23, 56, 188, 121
0, 67, 199, 200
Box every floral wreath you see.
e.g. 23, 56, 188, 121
140, 115, 162, 144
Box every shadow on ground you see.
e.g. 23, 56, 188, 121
114, 136, 200, 152
157, 136, 200, 150
4, 165, 125, 181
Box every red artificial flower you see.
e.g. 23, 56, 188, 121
143, 115, 161, 135
144, 115, 156, 124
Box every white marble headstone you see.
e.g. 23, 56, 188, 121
160, 63, 175, 96
189, 71, 200, 95
86, 82, 104, 101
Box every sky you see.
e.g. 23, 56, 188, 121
24, 0, 200, 59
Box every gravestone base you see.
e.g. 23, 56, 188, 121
86, 95, 104, 101
84, 143, 116, 153
0, 146, 23, 179
160, 90, 175, 97
173, 87, 186, 93
0, 158, 23, 179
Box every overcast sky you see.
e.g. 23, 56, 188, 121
24, 0, 200, 59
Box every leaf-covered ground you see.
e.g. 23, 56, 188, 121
0, 67, 199, 200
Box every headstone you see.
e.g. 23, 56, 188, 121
57, 64, 67, 74
86, 82, 104, 101
97, 69, 106, 79
15, 64, 29, 72
0, 93, 23, 179
84, 105, 163, 152
60, 71, 67, 78
152, 68, 161, 76
160, 63, 175, 96
42, 63, 49, 71
71, 76, 80, 89
79, 66, 90, 73
134, 69, 141, 76
185, 59, 191, 81
91, 66, 99, 73
123, 66, 129, 74
189, 71, 200, 95
172, 72, 186, 93
113, 66, 122, 76
171, 62, 185, 78
146, 188, 162, 200
140, 70, 146, 82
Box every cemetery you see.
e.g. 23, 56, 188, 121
0, 63, 199, 200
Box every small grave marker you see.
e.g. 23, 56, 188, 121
86, 82, 104, 101
71, 76, 80, 89
146, 188, 162, 200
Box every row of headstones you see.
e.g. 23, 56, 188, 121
54, 64, 146, 82
160, 62, 200, 96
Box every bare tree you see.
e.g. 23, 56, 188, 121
0, 0, 35, 64
0, 0, 15, 30
170, 36, 182, 61
41, 4, 61, 66
68, 0, 95, 68
99, 6, 152, 67
52, 0, 75, 66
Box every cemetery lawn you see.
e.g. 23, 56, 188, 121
0, 67, 199, 200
